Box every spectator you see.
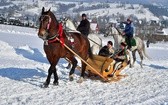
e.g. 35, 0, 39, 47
146, 40, 150, 48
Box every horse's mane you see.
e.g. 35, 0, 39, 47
114, 27, 122, 36
65, 19, 77, 31
47, 11, 59, 27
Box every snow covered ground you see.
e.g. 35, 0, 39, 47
0, 24, 168, 105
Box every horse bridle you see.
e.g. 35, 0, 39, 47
107, 25, 122, 36
39, 14, 61, 45
40, 14, 52, 31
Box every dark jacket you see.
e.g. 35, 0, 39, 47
98, 46, 112, 57
77, 19, 90, 36
123, 23, 134, 37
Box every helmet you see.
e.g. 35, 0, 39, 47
82, 13, 86, 17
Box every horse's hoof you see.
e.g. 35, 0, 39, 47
53, 81, 58, 86
141, 65, 143, 68
77, 77, 84, 83
41, 82, 49, 88
69, 77, 74, 81
53, 81, 59, 86
69, 75, 74, 81
130, 65, 134, 68
66, 64, 71, 69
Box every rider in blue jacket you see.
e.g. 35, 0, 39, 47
122, 18, 134, 49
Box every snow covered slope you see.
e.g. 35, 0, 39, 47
0, 24, 168, 105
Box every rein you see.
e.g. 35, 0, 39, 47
88, 37, 101, 47
114, 27, 123, 36
42, 15, 64, 46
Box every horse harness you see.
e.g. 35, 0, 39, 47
40, 14, 74, 47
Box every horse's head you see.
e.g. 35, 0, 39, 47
104, 24, 122, 37
104, 24, 114, 37
62, 18, 77, 31
38, 7, 59, 40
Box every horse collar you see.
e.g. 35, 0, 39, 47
44, 23, 64, 45
44, 35, 58, 45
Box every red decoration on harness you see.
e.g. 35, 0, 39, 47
46, 23, 64, 46
47, 37, 58, 44
58, 23, 64, 47
47, 17, 51, 30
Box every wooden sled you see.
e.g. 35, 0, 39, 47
85, 55, 129, 81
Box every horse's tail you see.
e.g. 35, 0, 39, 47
142, 41, 150, 59
88, 46, 93, 59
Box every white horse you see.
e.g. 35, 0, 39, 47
62, 18, 102, 54
105, 25, 149, 68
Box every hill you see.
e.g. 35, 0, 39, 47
0, 0, 161, 21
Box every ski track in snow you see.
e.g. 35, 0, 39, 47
0, 25, 168, 105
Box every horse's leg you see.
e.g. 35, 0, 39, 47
68, 57, 78, 81
132, 50, 136, 67
43, 59, 59, 87
66, 63, 71, 69
53, 59, 60, 85
77, 62, 87, 83
43, 65, 55, 87
138, 50, 143, 68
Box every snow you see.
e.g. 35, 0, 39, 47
5, 1, 160, 22
0, 24, 168, 105
162, 28, 168, 35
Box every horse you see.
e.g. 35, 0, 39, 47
105, 24, 149, 68
61, 17, 102, 69
61, 17, 102, 55
38, 7, 93, 87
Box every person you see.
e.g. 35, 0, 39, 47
122, 18, 134, 50
77, 13, 90, 37
98, 41, 115, 57
107, 41, 115, 54
113, 42, 128, 62
109, 42, 129, 77
146, 39, 150, 48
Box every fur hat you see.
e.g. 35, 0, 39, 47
107, 41, 113, 46
120, 42, 127, 47
82, 13, 86, 17
127, 18, 132, 22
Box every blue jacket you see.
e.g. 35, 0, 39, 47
124, 23, 134, 37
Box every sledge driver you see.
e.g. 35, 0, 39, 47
109, 42, 130, 77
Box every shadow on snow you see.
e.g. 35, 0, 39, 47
0, 68, 47, 87
149, 64, 168, 70
15, 47, 48, 64
136, 61, 168, 70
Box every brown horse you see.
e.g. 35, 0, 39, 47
38, 7, 92, 87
